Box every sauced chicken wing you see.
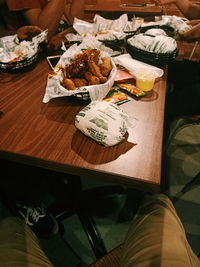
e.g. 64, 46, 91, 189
66, 57, 88, 78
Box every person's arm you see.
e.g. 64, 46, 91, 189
159, 0, 200, 20
23, 0, 67, 38
64, 0, 85, 25
180, 22, 200, 40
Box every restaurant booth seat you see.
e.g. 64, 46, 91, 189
163, 115, 200, 204
171, 171, 200, 204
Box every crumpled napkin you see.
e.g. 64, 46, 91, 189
113, 53, 164, 78
68, 14, 141, 42
62, 35, 121, 56
144, 15, 192, 35
127, 33, 177, 53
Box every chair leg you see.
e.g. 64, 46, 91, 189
77, 209, 107, 259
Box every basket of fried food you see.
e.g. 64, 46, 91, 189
43, 47, 117, 102
0, 26, 47, 73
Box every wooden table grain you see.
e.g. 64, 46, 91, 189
85, 2, 163, 16
0, 58, 167, 192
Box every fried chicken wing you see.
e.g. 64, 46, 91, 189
88, 61, 107, 83
63, 78, 76, 90
83, 49, 100, 64
84, 72, 100, 85
72, 78, 87, 87
67, 57, 87, 78
99, 57, 112, 77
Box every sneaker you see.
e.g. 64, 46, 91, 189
16, 202, 59, 239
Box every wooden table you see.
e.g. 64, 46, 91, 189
85, 2, 163, 17
0, 57, 167, 193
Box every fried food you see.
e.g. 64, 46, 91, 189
48, 71, 57, 78
67, 57, 88, 78
61, 49, 111, 89
17, 26, 42, 41
88, 61, 107, 83
83, 49, 100, 64
99, 57, 112, 77
63, 78, 76, 90
73, 48, 100, 68
84, 72, 100, 85
72, 78, 87, 87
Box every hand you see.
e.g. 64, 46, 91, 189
47, 34, 68, 51
156, 0, 176, 4
180, 22, 200, 41
187, 19, 200, 26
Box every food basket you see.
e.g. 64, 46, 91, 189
139, 25, 175, 37
0, 52, 39, 73
43, 46, 117, 103
126, 41, 178, 66
0, 29, 47, 73
74, 91, 90, 101
100, 39, 125, 56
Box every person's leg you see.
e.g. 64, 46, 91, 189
120, 193, 200, 267
0, 159, 59, 239
0, 216, 53, 267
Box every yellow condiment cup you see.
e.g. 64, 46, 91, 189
134, 69, 157, 92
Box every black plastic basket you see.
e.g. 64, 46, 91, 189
100, 39, 125, 56
139, 25, 175, 37
124, 31, 137, 39
126, 41, 178, 66
74, 91, 90, 101
0, 52, 39, 73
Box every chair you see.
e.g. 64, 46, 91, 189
163, 116, 200, 201
46, 174, 127, 260
0, 159, 126, 261
171, 171, 200, 204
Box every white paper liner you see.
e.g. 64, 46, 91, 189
127, 34, 177, 53
143, 15, 192, 35
67, 14, 142, 42
62, 35, 121, 57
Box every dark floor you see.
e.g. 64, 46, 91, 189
1, 166, 200, 266
0, 170, 135, 266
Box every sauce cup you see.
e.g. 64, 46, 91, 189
134, 69, 157, 92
